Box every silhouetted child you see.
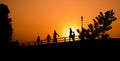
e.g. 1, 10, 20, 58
47, 34, 51, 44
37, 36, 40, 45
72, 32, 75, 41
53, 30, 60, 43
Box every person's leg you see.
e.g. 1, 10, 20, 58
69, 36, 71, 42
55, 39, 57, 43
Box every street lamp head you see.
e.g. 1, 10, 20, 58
81, 16, 83, 20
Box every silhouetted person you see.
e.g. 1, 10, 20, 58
37, 36, 40, 45
47, 34, 51, 44
76, 29, 81, 39
72, 32, 75, 41
69, 28, 73, 41
53, 30, 60, 43
0, 3, 13, 48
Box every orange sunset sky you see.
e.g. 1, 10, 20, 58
0, 0, 120, 42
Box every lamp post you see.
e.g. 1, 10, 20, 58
81, 16, 83, 31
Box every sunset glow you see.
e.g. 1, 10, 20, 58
0, 0, 120, 43
61, 24, 80, 37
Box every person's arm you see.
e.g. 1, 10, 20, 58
57, 33, 60, 37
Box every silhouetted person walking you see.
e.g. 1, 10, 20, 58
37, 36, 40, 45
69, 28, 73, 42
53, 30, 60, 43
47, 34, 51, 44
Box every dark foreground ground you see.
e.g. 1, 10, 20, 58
16, 38, 120, 49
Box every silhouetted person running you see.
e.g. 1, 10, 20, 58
69, 28, 73, 42
72, 32, 75, 41
47, 34, 51, 44
53, 30, 60, 43
37, 36, 40, 45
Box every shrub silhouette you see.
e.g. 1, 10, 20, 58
77, 10, 117, 40
0, 3, 13, 48
88, 9, 117, 40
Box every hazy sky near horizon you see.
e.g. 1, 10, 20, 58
0, 0, 120, 42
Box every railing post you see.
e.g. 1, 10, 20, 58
33, 41, 35, 46
28, 42, 30, 46
64, 37, 66, 42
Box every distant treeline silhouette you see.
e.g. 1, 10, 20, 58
0, 3, 117, 48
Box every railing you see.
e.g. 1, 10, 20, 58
19, 36, 80, 46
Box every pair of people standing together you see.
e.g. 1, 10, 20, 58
46, 30, 60, 44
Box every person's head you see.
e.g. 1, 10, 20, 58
69, 28, 72, 31
38, 36, 40, 39
76, 29, 80, 33
54, 30, 56, 33
48, 34, 50, 36
73, 32, 75, 34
